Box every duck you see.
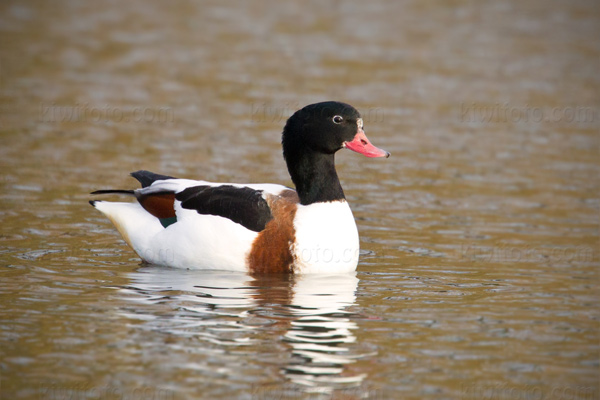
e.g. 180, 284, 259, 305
90, 101, 389, 274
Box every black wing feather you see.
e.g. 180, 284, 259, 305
90, 189, 135, 195
176, 185, 273, 232
131, 170, 177, 188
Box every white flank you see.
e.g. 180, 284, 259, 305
92, 178, 284, 270
291, 201, 360, 273
146, 210, 258, 270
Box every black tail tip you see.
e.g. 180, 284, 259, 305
89, 200, 97, 207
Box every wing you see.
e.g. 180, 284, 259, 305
176, 185, 273, 232
127, 171, 292, 232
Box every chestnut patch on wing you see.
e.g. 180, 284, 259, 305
248, 192, 298, 274
137, 192, 176, 219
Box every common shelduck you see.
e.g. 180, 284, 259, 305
90, 101, 389, 273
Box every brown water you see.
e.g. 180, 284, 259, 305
1, 1, 598, 399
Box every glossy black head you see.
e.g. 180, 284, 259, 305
280, 102, 357, 205
282, 101, 362, 157
281, 101, 388, 205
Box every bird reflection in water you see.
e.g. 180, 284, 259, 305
119, 266, 367, 395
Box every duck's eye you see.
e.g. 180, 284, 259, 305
332, 115, 343, 124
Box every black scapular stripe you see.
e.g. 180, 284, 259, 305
131, 170, 176, 188
176, 185, 273, 232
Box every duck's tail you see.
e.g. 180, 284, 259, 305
89, 200, 163, 260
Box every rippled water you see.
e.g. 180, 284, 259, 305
1, 0, 598, 399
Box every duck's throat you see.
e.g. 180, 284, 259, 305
288, 153, 345, 205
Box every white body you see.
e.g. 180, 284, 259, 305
93, 180, 360, 273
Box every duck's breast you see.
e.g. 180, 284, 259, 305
291, 200, 360, 273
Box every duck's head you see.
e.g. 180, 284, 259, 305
282, 101, 389, 160
282, 101, 389, 204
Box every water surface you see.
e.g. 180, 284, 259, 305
0, 0, 598, 399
